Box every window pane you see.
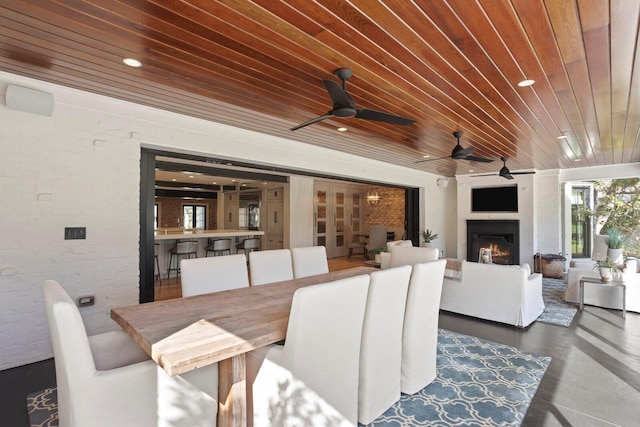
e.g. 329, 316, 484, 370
183, 206, 193, 229
196, 206, 206, 229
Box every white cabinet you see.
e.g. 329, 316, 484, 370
266, 188, 284, 249
223, 192, 239, 229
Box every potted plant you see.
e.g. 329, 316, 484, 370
368, 247, 388, 263
421, 229, 439, 247
605, 228, 626, 264
593, 257, 622, 282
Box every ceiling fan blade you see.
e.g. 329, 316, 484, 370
465, 155, 494, 163
470, 172, 498, 177
502, 173, 515, 180
452, 145, 475, 159
355, 108, 415, 125
323, 79, 354, 108
414, 155, 451, 164
510, 171, 536, 175
290, 113, 333, 131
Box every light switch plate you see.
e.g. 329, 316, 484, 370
64, 227, 86, 240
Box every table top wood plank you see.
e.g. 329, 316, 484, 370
111, 266, 374, 376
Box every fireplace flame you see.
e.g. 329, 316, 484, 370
487, 243, 510, 257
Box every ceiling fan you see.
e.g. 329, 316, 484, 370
414, 131, 494, 163
290, 68, 415, 131
473, 156, 536, 180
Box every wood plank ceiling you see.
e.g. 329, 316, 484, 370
1, 0, 639, 178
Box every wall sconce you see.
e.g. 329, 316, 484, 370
366, 191, 382, 207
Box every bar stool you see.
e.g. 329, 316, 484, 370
154, 243, 162, 286
167, 240, 198, 279
236, 237, 261, 257
205, 239, 232, 256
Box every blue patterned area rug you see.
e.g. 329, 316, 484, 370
27, 387, 57, 427
30, 330, 550, 427
361, 329, 551, 427
537, 277, 578, 327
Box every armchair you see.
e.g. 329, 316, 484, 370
42, 280, 217, 427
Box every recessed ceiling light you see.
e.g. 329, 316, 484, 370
212, 181, 217, 184
171, 178, 177, 182
468, 169, 474, 173
337, 127, 348, 132
188, 175, 194, 178
122, 58, 142, 68
422, 155, 430, 158
231, 179, 236, 182
557, 135, 568, 140
517, 79, 535, 87
574, 158, 582, 162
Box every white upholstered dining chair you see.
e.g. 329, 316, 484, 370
358, 265, 412, 424
291, 246, 329, 278
401, 259, 447, 394
247, 274, 370, 427
42, 280, 217, 427
180, 254, 249, 297
249, 248, 294, 286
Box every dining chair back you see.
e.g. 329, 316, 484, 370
248, 274, 370, 427
291, 246, 329, 278
181, 254, 249, 297
401, 259, 447, 394
345, 224, 366, 259
358, 265, 412, 424
42, 280, 218, 427
249, 249, 294, 286
365, 225, 387, 256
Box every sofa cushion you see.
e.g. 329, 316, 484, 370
386, 240, 413, 248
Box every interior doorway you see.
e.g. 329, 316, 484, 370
140, 149, 420, 302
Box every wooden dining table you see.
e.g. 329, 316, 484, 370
110, 265, 375, 427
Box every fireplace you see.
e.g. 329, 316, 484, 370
467, 220, 520, 265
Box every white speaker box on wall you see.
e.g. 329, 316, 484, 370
5, 84, 54, 116
436, 178, 449, 188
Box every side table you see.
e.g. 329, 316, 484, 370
579, 276, 626, 318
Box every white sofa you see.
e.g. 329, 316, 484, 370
379, 240, 439, 269
440, 260, 545, 327
565, 258, 640, 312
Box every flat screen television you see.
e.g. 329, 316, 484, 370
471, 185, 518, 212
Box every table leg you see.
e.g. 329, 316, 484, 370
218, 354, 247, 427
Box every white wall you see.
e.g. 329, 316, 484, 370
0, 71, 448, 370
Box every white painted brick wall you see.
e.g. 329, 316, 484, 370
0, 100, 140, 369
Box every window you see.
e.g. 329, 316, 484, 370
571, 185, 593, 258
183, 205, 207, 229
